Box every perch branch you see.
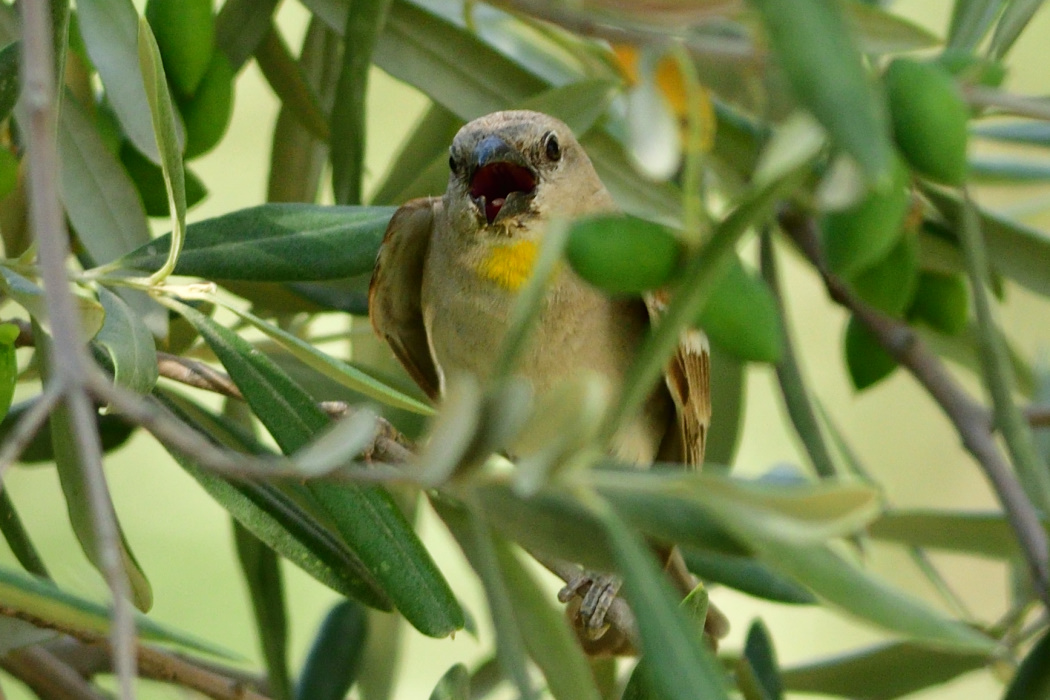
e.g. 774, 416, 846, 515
779, 207, 1050, 607
0, 646, 108, 700
19, 1, 137, 696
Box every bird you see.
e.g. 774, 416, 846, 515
369, 109, 721, 653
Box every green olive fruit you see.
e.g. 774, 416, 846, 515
885, 58, 970, 186
849, 230, 919, 316
697, 256, 783, 363
821, 157, 911, 280
844, 316, 897, 391
907, 271, 969, 335
566, 214, 682, 296
144, 0, 215, 97
178, 52, 235, 159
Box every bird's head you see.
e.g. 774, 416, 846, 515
444, 110, 611, 235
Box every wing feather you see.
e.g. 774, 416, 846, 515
369, 198, 442, 401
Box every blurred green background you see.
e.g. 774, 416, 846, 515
3, 1, 1050, 698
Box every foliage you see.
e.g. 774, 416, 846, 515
1, 0, 1050, 699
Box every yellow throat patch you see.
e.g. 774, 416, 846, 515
477, 240, 538, 292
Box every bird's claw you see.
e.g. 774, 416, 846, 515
558, 571, 622, 640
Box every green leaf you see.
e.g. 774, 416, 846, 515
751, 542, 997, 653
57, 94, 151, 265
296, 599, 369, 700
922, 184, 1050, 299
0, 563, 228, 656
948, 0, 1005, 51
76, 0, 164, 161
168, 300, 463, 638
215, 0, 280, 70
119, 203, 395, 281
429, 664, 470, 700
254, 27, 330, 143
704, 341, 746, 466
156, 390, 392, 608
781, 641, 992, 699
0, 41, 20, 122
235, 524, 293, 700
908, 271, 970, 335
594, 469, 881, 547
96, 286, 158, 395
748, 0, 893, 184
868, 509, 1021, 559
845, 315, 898, 390
1004, 629, 1050, 700
0, 490, 50, 579
0, 322, 16, 422
0, 268, 104, 341
120, 143, 208, 217
744, 620, 783, 700
38, 325, 153, 612
596, 499, 731, 700
138, 15, 187, 283
698, 256, 783, 363
214, 299, 431, 415
991, 0, 1047, 58
566, 215, 682, 296
844, 2, 941, 53
680, 548, 816, 605
331, 0, 392, 205
493, 537, 601, 700
432, 498, 537, 699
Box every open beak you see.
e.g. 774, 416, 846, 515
468, 135, 537, 225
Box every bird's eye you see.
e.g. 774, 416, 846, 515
448, 152, 459, 173
543, 132, 561, 162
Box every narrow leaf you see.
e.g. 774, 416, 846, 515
215, 299, 431, 414
681, 548, 816, 605
0, 41, 19, 122
76, 0, 164, 161
868, 510, 1021, 559
169, 300, 463, 637
0, 563, 227, 656
991, 0, 1046, 57
295, 599, 369, 700
748, 0, 893, 184
0, 491, 51, 579
96, 286, 158, 395
57, 93, 151, 264
119, 203, 396, 281
0, 268, 104, 341
235, 524, 293, 700
744, 621, 783, 700
156, 389, 392, 608
1004, 629, 1050, 700
215, 0, 280, 70
331, 0, 393, 205
137, 16, 187, 284
596, 499, 731, 700
255, 26, 331, 142
429, 664, 470, 700
948, 0, 1005, 51
781, 641, 992, 699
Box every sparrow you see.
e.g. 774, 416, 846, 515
369, 110, 719, 652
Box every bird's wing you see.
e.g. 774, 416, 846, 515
646, 290, 711, 469
369, 197, 442, 401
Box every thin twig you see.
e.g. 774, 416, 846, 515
19, 2, 138, 696
965, 85, 1050, 121
779, 207, 1050, 607
1027, 405, 1050, 427
0, 646, 109, 700
157, 351, 245, 400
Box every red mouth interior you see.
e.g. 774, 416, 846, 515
470, 162, 537, 223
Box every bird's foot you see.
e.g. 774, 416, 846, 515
558, 571, 623, 640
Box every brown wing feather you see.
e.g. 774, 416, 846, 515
369, 198, 442, 401
646, 291, 711, 470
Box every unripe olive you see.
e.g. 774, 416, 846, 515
885, 58, 969, 186
844, 316, 897, 390
145, 0, 215, 98
178, 53, 235, 160
821, 157, 911, 280
566, 214, 681, 296
907, 271, 969, 335
849, 230, 919, 317
697, 257, 782, 363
